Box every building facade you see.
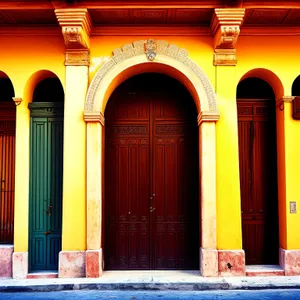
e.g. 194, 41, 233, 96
0, 0, 300, 279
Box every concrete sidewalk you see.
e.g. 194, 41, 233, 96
1, 271, 300, 292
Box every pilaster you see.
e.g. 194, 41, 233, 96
55, 9, 91, 278
211, 8, 245, 66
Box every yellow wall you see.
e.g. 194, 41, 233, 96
2, 31, 300, 253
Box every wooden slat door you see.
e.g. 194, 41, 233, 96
29, 103, 63, 271
238, 100, 278, 265
0, 104, 15, 244
105, 74, 199, 270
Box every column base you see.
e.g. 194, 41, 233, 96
200, 248, 218, 277
12, 251, 28, 279
218, 250, 245, 276
86, 249, 103, 278
0, 245, 13, 278
280, 248, 300, 276
59, 251, 86, 278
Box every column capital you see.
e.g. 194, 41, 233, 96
198, 111, 220, 126
84, 111, 105, 126
282, 96, 294, 103
211, 8, 245, 66
12, 97, 22, 106
55, 8, 92, 66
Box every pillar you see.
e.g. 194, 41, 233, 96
212, 8, 245, 276
12, 97, 29, 279
198, 112, 219, 277
84, 112, 104, 277
55, 8, 92, 278
279, 96, 300, 275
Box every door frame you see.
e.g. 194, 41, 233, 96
83, 45, 220, 276
28, 102, 64, 272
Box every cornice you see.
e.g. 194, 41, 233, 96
91, 26, 211, 36
240, 26, 300, 36
0, 27, 61, 36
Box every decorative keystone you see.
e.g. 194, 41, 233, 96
55, 9, 92, 66
211, 8, 245, 66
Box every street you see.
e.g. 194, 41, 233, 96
1, 289, 300, 300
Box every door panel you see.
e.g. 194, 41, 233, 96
105, 74, 199, 270
29, 104, 63, 271
0, 102, 16, 245
238, 100, 278, 265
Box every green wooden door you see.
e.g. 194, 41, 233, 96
29, 103, 63, 272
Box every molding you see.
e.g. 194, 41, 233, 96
84, 111, 105, 126
0, 27, 61, 36
213, 49, 237, 66
85, 39, 218, 113
65, 49, 90, 66
197, 111, 220, 125
282, 96, 294, 103
12, 97, 22, 106
211, 8, 245, 66
55, 8, 92, 50
91, 26, 211, 36
240, 26, 300, 36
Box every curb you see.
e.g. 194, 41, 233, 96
1, 281, 300, 293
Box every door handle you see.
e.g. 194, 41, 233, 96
150, 207, 155, 213
44, 205, 53, 216
44, 230, 52, 235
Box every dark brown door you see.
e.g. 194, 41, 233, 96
105, 74, 199, 270
238, 99, 278, 265
0, 101, 16, 244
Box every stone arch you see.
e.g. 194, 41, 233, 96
84, 40, 220, 278
85, 40, 218, 115
238, 68, 284, 101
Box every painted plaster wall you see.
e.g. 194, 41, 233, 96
1, 32, 300, 254
236, 35, 300, 251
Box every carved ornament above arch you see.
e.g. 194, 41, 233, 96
84, 39, 219, 122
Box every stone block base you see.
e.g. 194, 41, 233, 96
0, 245, 13, 278
59, 251, 86, 278
280, 248, 300, 276
200, 248, 218, 277
86, 249, 103, 278
12, 251, 28, 279
218, 250, 245, 276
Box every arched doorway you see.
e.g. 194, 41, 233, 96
28, 77, 64, 272
237, 77, 279, 265
104, 73, 199, 270
292, 75, 300, 96
0, 73, 15, 245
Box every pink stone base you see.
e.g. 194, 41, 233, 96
12, 252, 28, 279
218, 250, 245, 276
280, 248, 300, 276
0, 245, 13, 278
59, 251, 86, 278
200, 248, 218, 277
86, 249, 103, 278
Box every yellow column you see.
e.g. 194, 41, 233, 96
215, 66, 244, 275
56, 8, 92, 278
279, 97, 300, 275
12, 97, 30, 279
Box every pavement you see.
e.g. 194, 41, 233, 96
1, 271, 300, 293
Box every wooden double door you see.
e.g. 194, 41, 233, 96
0, 101, 15, 244
238, 99, 278, 265
28, 102, 63, 271
104, 74, 199, 270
